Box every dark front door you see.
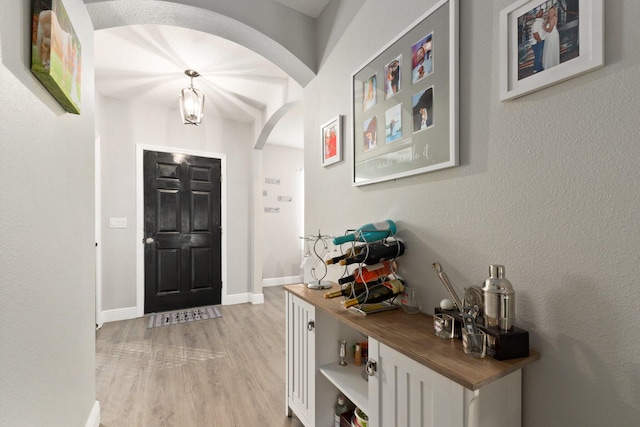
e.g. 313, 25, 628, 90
143, 150, 222, 313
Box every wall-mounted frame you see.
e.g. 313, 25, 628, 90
351, 0, 458, 186
31, 0, 82, 114
321, 115, 343, 167
499, 0, 604, 101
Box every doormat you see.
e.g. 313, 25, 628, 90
147, 306, 222, 329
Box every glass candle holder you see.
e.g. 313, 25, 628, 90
401, 286, 422, 314
462, 329, 486, 358
433, 313, 455, 339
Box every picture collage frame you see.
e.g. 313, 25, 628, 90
351, 0, 458, 186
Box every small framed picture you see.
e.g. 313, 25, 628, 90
363, 116, 378, 152
362, 74, 377, 111
384, 56, 402, 99
499, 0, 604, 101
321, 115, 342, 167
411, 33, 434, 84
385, 104, 402, 143
412, 87, 434, 133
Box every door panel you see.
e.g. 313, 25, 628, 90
157, 248, 181, 294
144, 150, 222, 313
157, 189, 180, 232
191, 246, 214, 289
191, 191, 211, 232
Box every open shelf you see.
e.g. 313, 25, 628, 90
319, 361, 369, 414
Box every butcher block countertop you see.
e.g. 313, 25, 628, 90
284, 283, 539, 391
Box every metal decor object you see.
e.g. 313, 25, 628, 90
432, 263, 463, 312
482, 265, 515, 331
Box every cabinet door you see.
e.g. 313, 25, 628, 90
376, 342, 465, 427
286, 293, 316, 427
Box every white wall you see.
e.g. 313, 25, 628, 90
96, 95, 254, 311
0, 1, 98, 426
262, 144, 304, 281
308, 0, 640, 425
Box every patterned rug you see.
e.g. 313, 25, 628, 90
147, 306, 222, 328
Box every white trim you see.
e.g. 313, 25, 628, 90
102, 307, 138, 323
85, 401, 101, 427
225, 292, 265, 305
251, 293, 264, 304
262, 276, 302, 287
135, 144, 228, 317
95, 135, 103, 329
225, 293, 251, 305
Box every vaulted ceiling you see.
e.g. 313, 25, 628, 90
91, 0, 332, 148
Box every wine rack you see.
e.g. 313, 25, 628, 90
332, 221, 405, 314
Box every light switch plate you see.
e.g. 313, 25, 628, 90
109, 217, 127, 229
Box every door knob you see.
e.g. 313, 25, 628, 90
366, 359, 377, 376
307, 320, 315, 331
144, 237, 155, 244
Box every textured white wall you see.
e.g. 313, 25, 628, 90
262, 144, 304, 279
308, 0, 640, 425
0, 1, 97, 426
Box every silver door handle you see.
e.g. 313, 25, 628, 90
144, 237, 155, 244
366, 359, 377, 376
307, 320, 315, 331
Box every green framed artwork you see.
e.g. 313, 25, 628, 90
31, 0, 81, 114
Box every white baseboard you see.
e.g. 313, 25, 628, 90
225, 292, 250, 305
102, 306, 137, 323
85, 401, 100, 427
225, 292, 264, 305
102, 291, 268, 324
262, 275, 302, 287
251, 293, 264, 304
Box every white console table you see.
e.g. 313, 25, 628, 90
285, 284, 539, 427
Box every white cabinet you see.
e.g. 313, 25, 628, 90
371, 338, 522, 427
370, 337, 466, 427
286, 292, 315, 427
286, 292, 365, 427
285, 285, 536, 427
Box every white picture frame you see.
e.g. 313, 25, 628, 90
351, 0, 458, 186
321, 115, 342, 167
499, 0, 604, 101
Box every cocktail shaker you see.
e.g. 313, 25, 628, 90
482, 265, 515, 331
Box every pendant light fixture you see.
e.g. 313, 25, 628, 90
179, 69, 205, 125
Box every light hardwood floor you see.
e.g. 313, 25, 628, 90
96, 286, 305, 427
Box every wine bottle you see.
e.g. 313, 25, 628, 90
342, 279, 405, 308
325, 245, 365, 265
337, 260, 396, 285
324, 281, 369, 299
339, 240, 405, 266
333, 220, 396, 245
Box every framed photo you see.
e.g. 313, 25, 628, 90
384, 56, 402, 99
500, 0, 604, 101
411, 33, 434, 84
31, 0, 82, 114
351, 0, 458, 186
362, 74, 377, 111
321, 115, 342, 167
